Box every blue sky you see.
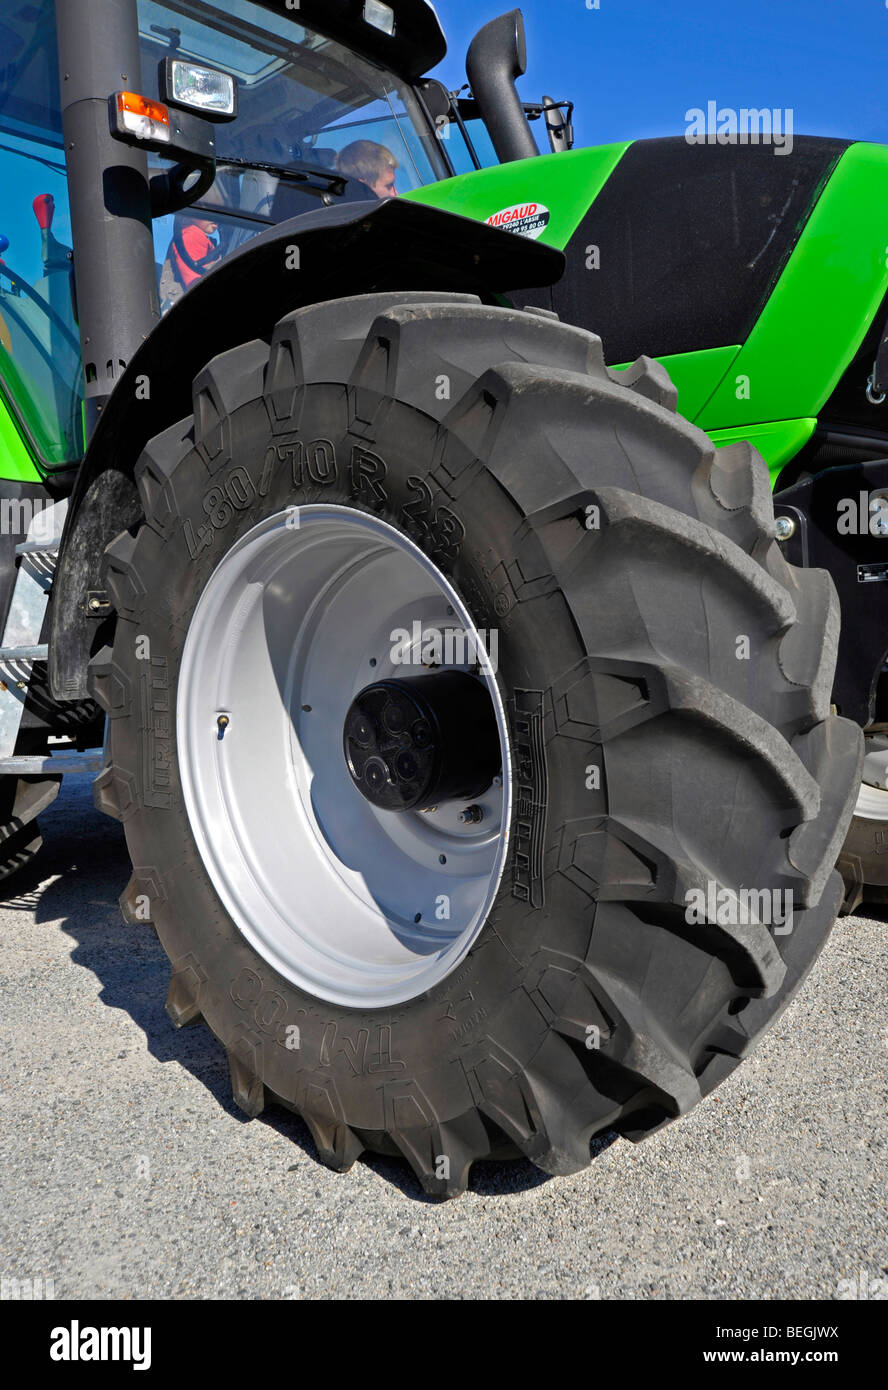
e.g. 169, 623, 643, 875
430, 0, 887, 149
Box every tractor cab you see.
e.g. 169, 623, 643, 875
130, 0, 461, 296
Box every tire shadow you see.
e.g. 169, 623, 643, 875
17, 775, 234, 1093
849, 899, 888, 924
15, 774, 617, 1201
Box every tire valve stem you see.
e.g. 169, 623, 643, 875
458, 804, 483, 825
216, 714, 230, 741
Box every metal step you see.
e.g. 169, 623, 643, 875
14, 541, 61, 558
0, 498, 67, 759
0, 645, 49, 663
0, 749, 104, 777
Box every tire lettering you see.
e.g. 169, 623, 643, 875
230, 967, 263, 1008
258, 446, 276, 497
182, 516, 213, 560
512, 691, 548, 908
224, 466, 255, 509
203, 485, 233, 529
319, 1021, 405, 1075
401, 475, 464, 563
349, 445, 388, 505
403, 475, 434, 536
229, 969, 303, 1047
271, 437, 339, 489
306, 439, 336, 484
142, 656, 171, 809
430, 506, 464, 563
185, 446, 330, 557
254, 990, 287, 1032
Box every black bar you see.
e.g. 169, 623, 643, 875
56, 0, 160, 436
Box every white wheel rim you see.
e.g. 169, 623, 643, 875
177, 504, 512, 1007
853, 779, 888, 821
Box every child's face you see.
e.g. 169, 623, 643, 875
196, 218, 218, 235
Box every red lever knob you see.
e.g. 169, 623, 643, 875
32, 194, 55, 231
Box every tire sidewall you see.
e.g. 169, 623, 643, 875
113, 385, 597, 1131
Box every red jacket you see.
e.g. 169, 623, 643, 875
170, 224, 217, 288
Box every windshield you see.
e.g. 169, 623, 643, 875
137, 0, 449, 307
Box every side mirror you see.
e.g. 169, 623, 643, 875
542, 96, 574, 153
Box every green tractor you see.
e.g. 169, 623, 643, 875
0, 0, 875, 1196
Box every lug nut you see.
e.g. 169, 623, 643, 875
394, 749, 419, 781
412, 719, 432, 749
363, 756, 390, 793
382, 700, 407, 734
458, 804, 483, 824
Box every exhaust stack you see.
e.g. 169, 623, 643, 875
466, 10, 539, 164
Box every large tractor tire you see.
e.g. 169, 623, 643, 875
90, 293, 861, 1196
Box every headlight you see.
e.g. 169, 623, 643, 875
162, 58, 237, 121
364, 1, 395, 36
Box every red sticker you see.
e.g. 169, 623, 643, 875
485, 201, 551, 240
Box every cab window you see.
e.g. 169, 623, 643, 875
137, 0, 447, 310
0, 0, 84, 467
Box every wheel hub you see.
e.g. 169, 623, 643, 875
343, 672, 501, 812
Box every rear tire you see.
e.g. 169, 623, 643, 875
90, 293, 861, 1195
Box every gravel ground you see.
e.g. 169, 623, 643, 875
0, 775, 885, 1301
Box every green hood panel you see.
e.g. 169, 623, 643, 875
696, 142, 888, 431
403, 144, 631, 251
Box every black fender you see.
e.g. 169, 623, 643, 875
49, 196, 564, 700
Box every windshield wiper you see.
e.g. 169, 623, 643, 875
218, 154, 348, 197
